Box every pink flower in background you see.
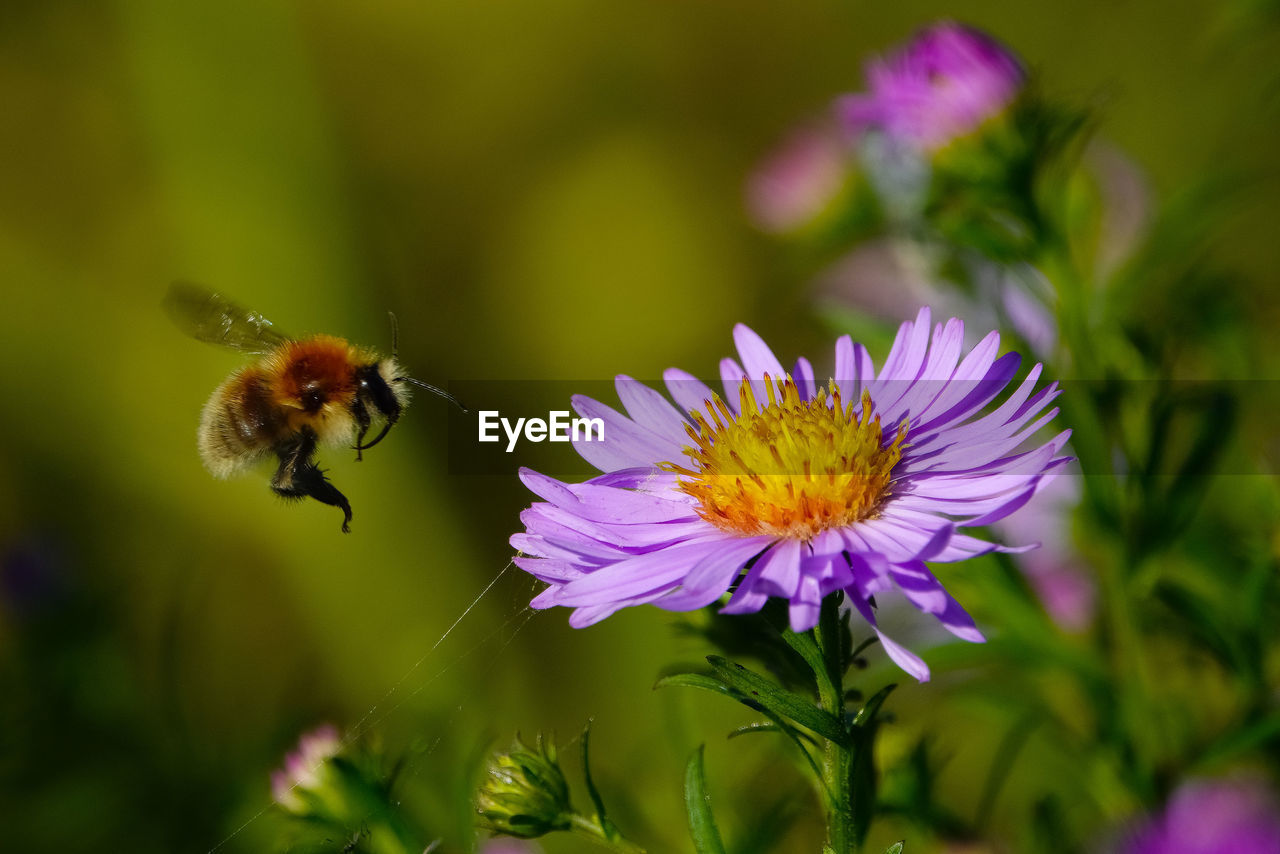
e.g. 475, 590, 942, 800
837, 22, 1024, 152
746, 124, 851, 232
1120, 776, 1280, 854
993, 467, 1093, 630
271, 724, 341, 813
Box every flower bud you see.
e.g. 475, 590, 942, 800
476, 735, 573, 839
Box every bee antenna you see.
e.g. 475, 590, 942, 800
398, 376, 467, 414
387, 311, 400, 359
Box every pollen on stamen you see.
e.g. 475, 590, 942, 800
659, 376, 907, 540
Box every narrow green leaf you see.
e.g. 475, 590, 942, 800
781, 628, 841, 713
851, 683, 897, 728
727, 722, 783, 739
707, 656, 848, 744
883, 842, 904, 854
725, 721, 817, 745
1195, 714, 1280, 767
655, 672, 737, 697
848, 684, 896, 846
580, 722, 616, 840
684, 746, 728, 854
658, 669, 825, 783
780, 628, 828, 683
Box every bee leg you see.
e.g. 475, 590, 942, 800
352, 398, 371, 462
271, 430, 354, 533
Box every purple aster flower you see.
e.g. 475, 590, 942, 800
837, 22, 1025, 152
1120, 776, 1280, 854
512, 309, 1070, 681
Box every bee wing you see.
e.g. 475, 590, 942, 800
164, 281, 292, 354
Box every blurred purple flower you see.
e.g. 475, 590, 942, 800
746, 124, 851, 232
1, 535, 69, 620
816, 240, 1058, 357
512, 310, 1070, 681
993, 467, 1093, 629
1121, 776, 1280, 854
837, 22, 1024, 152
1088, 143, 1153, 281
271, 723, 341, 813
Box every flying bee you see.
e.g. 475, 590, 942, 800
164, 282, 463, 533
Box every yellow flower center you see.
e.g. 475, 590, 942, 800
661, 376, 907, 540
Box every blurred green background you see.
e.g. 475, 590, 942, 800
2, 1, 1278, 851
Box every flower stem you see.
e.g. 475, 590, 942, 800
568, 812, 647, 853
814, 602, 857, 854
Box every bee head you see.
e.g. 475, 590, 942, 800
353, 358, 466, 455
359, 360, 408, 421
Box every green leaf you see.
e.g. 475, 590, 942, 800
580, 721, 615, 839
655, 672, 738, 699
1195, 713, 1280, 768
684, 746, 728, 854
657, 669, 825, 782
780, 628, 828, 685
848, 684, 896, 846
727, 722, 789, 740
781, 625, 842, 713
883, 843, 905, 854
851, 683, 897, 728
707, 656, 848, 744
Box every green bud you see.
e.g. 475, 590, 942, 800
476, 734, 573, 838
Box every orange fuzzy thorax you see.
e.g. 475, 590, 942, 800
260, 336, 371, 433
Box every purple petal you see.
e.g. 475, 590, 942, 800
888, 561, 985, 643
510, 530, 619, 563
756, 537, 804, 598
519, 469, 695, 524
890, 484, 1038, 525
853, 518, 953, 562
530, 586, 562, 609
793, 356, 817, 400
789, 574, 823, 631
523, 503, 709, 549
719, 544, 781, 615
588, 467, 680, 490
663, 368, 719, 418
733, 324, 787, 382
834, 334, 877, 403
568, 601, 632, 627
554, 536, 729, 606
913, 351, 1020, 437
655, 536, 773, 611
615, 375, 691, 439
718, 358, 747, 413
876, 306, 932, 383
571, 395, 685, 470
876, 628, 931, 682
513, 556, 584, 583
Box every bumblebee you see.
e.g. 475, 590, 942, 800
165, 282, 461, 532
